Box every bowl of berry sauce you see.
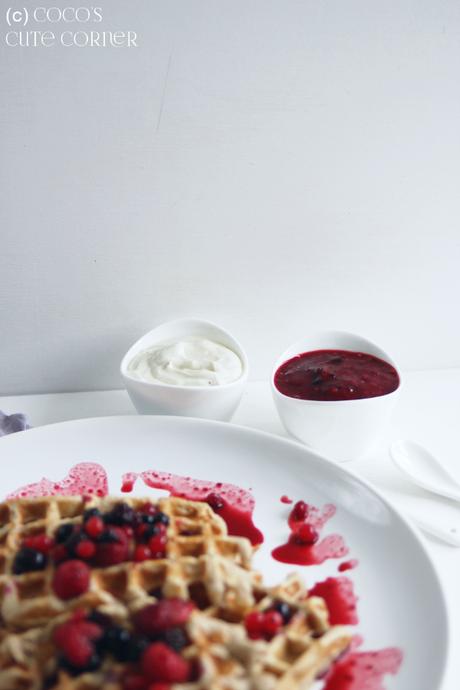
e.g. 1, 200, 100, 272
271, 331, 401, 462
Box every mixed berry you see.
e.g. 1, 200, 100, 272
12, 502, 170, 600
288, 501, 320, 545
244, 600, 294, 641
51, 598, 197, 689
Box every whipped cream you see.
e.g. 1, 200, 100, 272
127, 336, 243, 387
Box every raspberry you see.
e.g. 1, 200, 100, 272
134, 599, 195, 636
75, 621, 103, 641
52, 560, 90, 600
292, 523, 319, 546
85, 516, 104, 538
244, 611, 265, 639
75, 540, 96, 560
93, 527, 130, 567
141, 642, 191, 682
148, 534, 167, 558
60, 632, 93, 667
53, 620, 102, 647
53, 619, 101, 668
123, 526, 134, 539
148, 685, 171, 690
261, 610, 283, 639
23, 534, 54, 553
134, 545, 152, 562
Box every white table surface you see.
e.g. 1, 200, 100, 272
1, 372, 459, 690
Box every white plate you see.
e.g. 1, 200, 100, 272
0, 415, 448, 689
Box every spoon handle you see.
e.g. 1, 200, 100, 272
408, 513, 460, 547
405, 479, 460, 504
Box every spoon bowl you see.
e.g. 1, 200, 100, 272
390, 439, 460, 503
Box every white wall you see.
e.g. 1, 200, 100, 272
1, 0, 459, 394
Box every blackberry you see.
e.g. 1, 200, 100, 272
152, 512, 169, 526
55, 523, 75, 544
141, 513, 156, 525
126, 635, 149, 662
83, 507, 101, 522
149, 587, 163, 599
97, 529, 120, 543
104, 502, 136, 526
87, 610, 111, 627
272, 601, 293, 624
163, 626, 189, 651
12, 548, 47, 574
65, 530, 85, 556
100, 627, 147, 662
43, 673, 59, 689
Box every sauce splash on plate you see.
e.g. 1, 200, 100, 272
7, 462, 108, 499
323, 640, 403, 690
272, 500, 348, 565
121, 469, 264, 546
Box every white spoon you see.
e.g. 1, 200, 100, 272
388, 439, 460, 546
404, 512, 460, 547
390, 439, 460, 503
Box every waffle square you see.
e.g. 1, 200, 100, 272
0, 496, 254, 630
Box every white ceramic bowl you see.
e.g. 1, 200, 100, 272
271, 330, 402, 463
121, 318, 248, 421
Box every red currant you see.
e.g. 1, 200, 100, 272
261, 610, 283, 639
84, 516, 104, 539
244, 611, 265, 639
75, 540, 96, 560
293, 523, 319, 545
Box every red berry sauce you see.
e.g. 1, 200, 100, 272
280, 495, 293, 504
7, 462, 108, 499
323, 640, 403, 690
309, 576, 358, 625
338, 559, 359, 572
272, 501, 348, 565
274, 349, 399, 401
121, 470, 264, 546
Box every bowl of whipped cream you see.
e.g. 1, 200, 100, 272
120, 318, 248, 421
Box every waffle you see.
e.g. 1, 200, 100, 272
0, 496, 352, 690
0, 496, 254, 631
0, 573, 351, 690
187, 573, 352, 689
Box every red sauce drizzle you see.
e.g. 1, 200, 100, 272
280, 495, 293, 504
323, 642, 403, 690
309, 577, 358, 625
338, 559, 359, 572
7, 463, 108, 499
121, 470, 264, 546
272, 501, 348, 565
